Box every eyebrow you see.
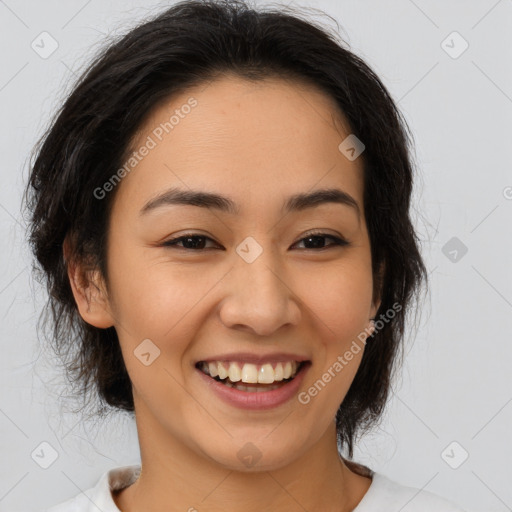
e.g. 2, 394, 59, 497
140, 186, 360, 219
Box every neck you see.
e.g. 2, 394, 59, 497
114, 406, 372, 512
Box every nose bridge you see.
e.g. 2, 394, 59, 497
234, 234, 285, 302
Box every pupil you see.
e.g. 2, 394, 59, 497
184, 236, 205, 249
305, 235, 325, 249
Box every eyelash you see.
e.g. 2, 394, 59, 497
161, 231, 350, 251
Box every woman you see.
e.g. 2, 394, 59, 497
25, 0, 466, 510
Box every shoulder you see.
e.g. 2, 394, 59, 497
41, 465, 141, 512
43, 493, 92, 512
356, 471, 467, 512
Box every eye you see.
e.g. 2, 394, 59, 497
161, 233, 221, 251
161, 231, 350, 251
291, 231, 350, 250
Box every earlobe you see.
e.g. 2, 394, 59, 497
63, 239, 115, 329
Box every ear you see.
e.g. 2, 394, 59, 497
370, 260, 386, 319
63, 236, 115, 329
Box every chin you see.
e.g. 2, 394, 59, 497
197, 434, 304, 473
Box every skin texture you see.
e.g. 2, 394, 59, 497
67, 74, 382, 512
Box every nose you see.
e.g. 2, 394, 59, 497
218, 244, 301, 337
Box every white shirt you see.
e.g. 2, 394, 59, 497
44, 464, 466, 511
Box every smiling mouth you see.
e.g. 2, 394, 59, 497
196, 360, 309, 392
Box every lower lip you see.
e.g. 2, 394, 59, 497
196, 363, 310, 410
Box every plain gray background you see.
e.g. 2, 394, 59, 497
1, 1, 511, 511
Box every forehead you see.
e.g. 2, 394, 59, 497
115, 74, 365, 218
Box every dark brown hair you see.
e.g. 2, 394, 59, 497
24, 0, 428, 460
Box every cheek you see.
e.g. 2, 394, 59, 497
295, 261, 373, 337
106, 245, 224, 343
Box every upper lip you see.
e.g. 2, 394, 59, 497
196, 352, 310, 365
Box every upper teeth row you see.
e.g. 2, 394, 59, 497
200, 361, 300, 384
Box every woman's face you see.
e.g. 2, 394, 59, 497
82, 75, 380, 470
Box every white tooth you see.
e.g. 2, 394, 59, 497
208, 362, 218, 377
228, 362, 241, 382
241, 363, 258, 383
258, 363, 275, 384
274, 363, 284, 381
217, 362, 228, 379
283, 361, 292, 379
291, 361, 298, 376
